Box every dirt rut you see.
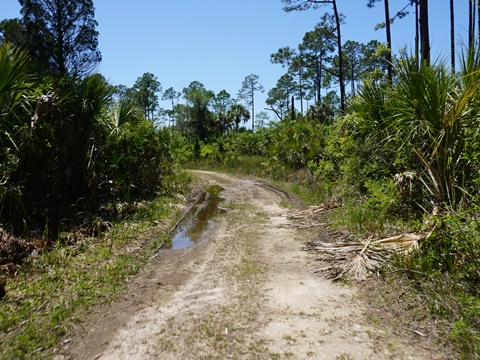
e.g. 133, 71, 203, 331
56, 171, 439, 359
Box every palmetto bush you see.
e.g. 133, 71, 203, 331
389, 57, 479, 211
96, 118, 173, 205
0, 45, 32, 226
14, 74, 114, 228
346, 54, 480, 212
0, 45, 31, 113
268, 117, 327, 173
329, 81, 403, 200
25, 77, 174, 226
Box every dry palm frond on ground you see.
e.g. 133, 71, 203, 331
288, 204, 431, 281
305, 233, 430, 281
284, 203, 339, 229
287, 203, 339, 218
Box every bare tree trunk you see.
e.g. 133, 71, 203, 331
291, 96, 295, 120
332, 0, 345, 112
419, 0, 430, 66
316, 57, 322, 102
384, 0, 393, 83
251, 92, 255, 131
473, 0, 477, 49
351, 59, 355, 96
415, 0, 419, 65
469, 0, 474, 53
299, 69, 304, 115
55, 4, 67, 77
450, 0, 455, 72
478, 0, 480, 45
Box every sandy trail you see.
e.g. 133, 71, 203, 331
56, 171, 437, 359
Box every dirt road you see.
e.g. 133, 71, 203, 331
56, 171, 439, 359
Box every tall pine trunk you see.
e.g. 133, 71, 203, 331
384, 0, 393, 82
469, 0, 475, 54
298, 67, 304, 114
415, 0, 419, 64
419, 0, 430, 66
251, 91, 255, 131
332, 0, 345, 112
478, 0, 480, 44
450, 0, 455, 72
316, 57, 322, 102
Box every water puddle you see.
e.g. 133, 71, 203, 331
167, 185, 225, 250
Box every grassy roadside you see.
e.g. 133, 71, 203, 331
0, 172, 192, 360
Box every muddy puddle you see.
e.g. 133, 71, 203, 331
167, 185, 225, 250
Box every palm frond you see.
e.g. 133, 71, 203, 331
306, 232, 429, 281
109, 100, 141, 135
0, 44, 31, 116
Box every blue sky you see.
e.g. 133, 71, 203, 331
2, 1, 470, 125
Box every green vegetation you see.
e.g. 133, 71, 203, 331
1, 0, 480, 359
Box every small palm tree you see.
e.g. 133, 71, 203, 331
108, 100, 141, 136
55, 74, 113, 202
389, 56, 478, 210
347, 53, 480, 212
226, 104, 250, 132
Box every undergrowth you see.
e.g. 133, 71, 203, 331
389, 214, 480, 358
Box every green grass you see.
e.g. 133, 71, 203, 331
0, 193, 186, 359
395, 215, 480, 359
185, 155, 271, 178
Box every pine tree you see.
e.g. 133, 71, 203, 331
237, 74, 264, 131
19, 0, 101, 78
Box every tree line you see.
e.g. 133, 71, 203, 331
278, 0, 480, 112
1, 0, 479, 231
113, 73, 265, 141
